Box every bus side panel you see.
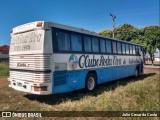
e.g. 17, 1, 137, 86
68, 70, 87, 91
97, 67, 118, 84
52, 70, 88, 94
97, 65, 137, 84
96, 68, 114, 84
52, 64, 138, 94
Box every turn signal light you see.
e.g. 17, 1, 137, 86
34, 86, 47, 91
36, 22, 43, 27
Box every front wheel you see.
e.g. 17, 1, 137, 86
85, 73, 96, 91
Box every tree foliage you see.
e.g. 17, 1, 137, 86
99, 30, 112, 38
115, 23, 139, 41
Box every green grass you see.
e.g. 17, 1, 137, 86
0, 62, 9, 76
0, 72, 159, 119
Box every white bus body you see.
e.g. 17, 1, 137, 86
8, 21, 143, 95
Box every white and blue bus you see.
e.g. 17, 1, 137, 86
8, 21, 144, 95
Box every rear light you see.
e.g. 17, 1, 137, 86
36, 22, 43, 27
34, 86, 47, 91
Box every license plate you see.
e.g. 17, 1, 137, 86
17, 82, 22, 87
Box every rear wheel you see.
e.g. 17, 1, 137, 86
85, 73, 96, 91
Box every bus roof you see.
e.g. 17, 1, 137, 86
11, 21, 143, 47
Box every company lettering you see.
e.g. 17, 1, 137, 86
79, 55, 124, 68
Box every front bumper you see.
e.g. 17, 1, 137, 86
8, 78, 52, 95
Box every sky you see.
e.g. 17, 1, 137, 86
0, 0, 159, 45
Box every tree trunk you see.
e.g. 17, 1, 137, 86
151, 59, 154, 65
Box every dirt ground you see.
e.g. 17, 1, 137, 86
0, 77, 9, 86
144, 68, 159, 74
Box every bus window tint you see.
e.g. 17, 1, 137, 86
106, 40, 112, 53
122, 43, 126, 54
71, 34, 82, 51
135, 46, 140, 55
84, 36, 92, 52
135, 46, 137, 55
57, 31, 70, 51
133, 45, 136, 54
130, 45, 133, 54
117, 42, 122, 54
126, 44, 129, 54
138, 46, 141, 55
112, 41, 117, 53
100, 39, 106, 53
92, 37, 99, 52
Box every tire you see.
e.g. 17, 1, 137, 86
85, 73, 96, 91
134, 69, 139, 78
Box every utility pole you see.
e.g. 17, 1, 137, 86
110, 13, 116, 39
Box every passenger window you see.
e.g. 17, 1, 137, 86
57, 31, 70, 51
84, 36, 92, 52
117, 42, 122, 54
112, 41, 117, 53
126, 44, 129, 54
133, 45, 136, 54
71, 33, 82, 51
106, 40, 112, 53
137, 46, 141, 55
100, 39, 106, 53
130, 45, 133, 54
122, 43, 126, 54
92, 37, 99, 52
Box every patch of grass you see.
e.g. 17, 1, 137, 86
0, 62, 9, 76
0, 73, 159, 119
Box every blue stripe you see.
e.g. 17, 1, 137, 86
52, 65, 137, 94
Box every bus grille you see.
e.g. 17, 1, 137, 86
9, 54, 51, 70
10, 70, 51, 82
9, 54, 51, 82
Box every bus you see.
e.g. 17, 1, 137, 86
8, 21, 144, 95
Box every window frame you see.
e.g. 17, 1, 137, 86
92, 37, 100, 53
106, 39, 112, 54
129, 44, 133, 54
125, 44, 130, 54
84, 35, 92, 53
100, 39, 106, 53
70, 33, 83, 52
132, 45, 136, 55
112, 41, 117, 54
122, 43, 126, 54
52, 28, 71, 52
52, 27, 141, 56
117, 42, 122, 54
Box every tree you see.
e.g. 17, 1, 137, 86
128, 26, 160, 65
141, 26, 160, 65
99, 23, 140, 41
99, 30, 112, 38
114, 23, 139, 41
